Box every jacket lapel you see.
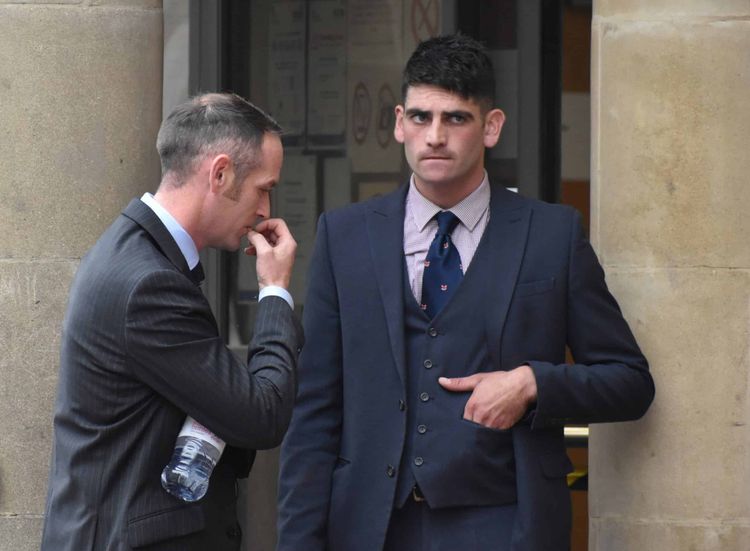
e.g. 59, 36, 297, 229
121, 198, 192, 279
484, 186, 531, 367
365, 186, 409, 388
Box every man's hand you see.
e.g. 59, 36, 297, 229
438, 365, 538, 430
244, 218, 296, 290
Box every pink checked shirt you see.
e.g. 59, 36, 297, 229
403, 173, 491, 303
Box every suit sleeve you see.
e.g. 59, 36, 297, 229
277, 213, 343, 551
528, 211, 655, 428
124, 272, 302, 449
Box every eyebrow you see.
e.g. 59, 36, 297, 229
404, 108, 475, 120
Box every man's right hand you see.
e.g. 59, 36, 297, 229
438, 365, 537, 430
245, 218, 296, 290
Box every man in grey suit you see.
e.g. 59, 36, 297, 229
41, 93, 303, 551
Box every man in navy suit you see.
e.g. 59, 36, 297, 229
42, 93, 302, 551
277, 35, 654, 551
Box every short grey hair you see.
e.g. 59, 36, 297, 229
156, 92, 282, 185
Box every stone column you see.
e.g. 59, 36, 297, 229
0, 2, 162, 549
590, 1, 750, 549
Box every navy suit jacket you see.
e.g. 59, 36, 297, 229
278, 184, 654, 551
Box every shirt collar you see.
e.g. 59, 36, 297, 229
140, 193, 200, 269
406, 172, 490, 233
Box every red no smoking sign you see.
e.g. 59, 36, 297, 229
352, 82, 371, 145
376, 84, 395, 149
411, 0, 439, 44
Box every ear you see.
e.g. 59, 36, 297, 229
208, 154, 234, 195
483, 109, 506, 148
393, 104, 405, 144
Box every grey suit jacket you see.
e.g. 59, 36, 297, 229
41, 199, 302, 551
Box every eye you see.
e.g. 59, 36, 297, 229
448, 114, 466, 124
410, 113, 428, 124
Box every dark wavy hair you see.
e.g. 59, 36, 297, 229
402, 34, 496, 112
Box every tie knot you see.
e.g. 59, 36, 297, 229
189, 262, 205, 285
435, 211, 460, 235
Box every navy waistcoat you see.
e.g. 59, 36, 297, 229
394, 240, 518, 509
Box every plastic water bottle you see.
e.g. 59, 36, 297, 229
161, 417, 226, 502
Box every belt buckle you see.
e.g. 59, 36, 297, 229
411, 485, 425, 503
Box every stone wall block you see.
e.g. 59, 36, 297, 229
589, 268, 750, 519
0, 517, 45, 551
595, 0, 750, 18
590, 518, 750, 551
0, 1, 160, 8
0, 0, 160, 5
88, 0, 161, 7
0, 4, 163, 260
591, 19, 750, 268
0, 261, 78, 513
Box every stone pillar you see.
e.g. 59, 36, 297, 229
0, 2, 162, 549
590, 1, 750, 549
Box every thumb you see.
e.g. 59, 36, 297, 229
438, 373, 484, 392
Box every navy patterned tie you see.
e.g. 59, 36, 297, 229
421, 211, 463, 318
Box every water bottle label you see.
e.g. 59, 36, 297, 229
178, 417, 226, 453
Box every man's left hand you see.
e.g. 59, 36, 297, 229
438, 365, 538, 430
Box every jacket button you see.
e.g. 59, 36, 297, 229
398, 399, 406, 411
386, 465, 395, 477
226, 525, 241, 539
417, 424, 427, 434
419, 392, 430, 402
428, 327, 438, 337
423, 359, 433, 369
414, 457, 424, 467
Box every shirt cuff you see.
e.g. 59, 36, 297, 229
258, 286, 294, 310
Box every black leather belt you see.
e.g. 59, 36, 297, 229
411, 485, 425, 502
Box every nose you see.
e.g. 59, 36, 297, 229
256, 191, 270, 220
426, 119, 446, 148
